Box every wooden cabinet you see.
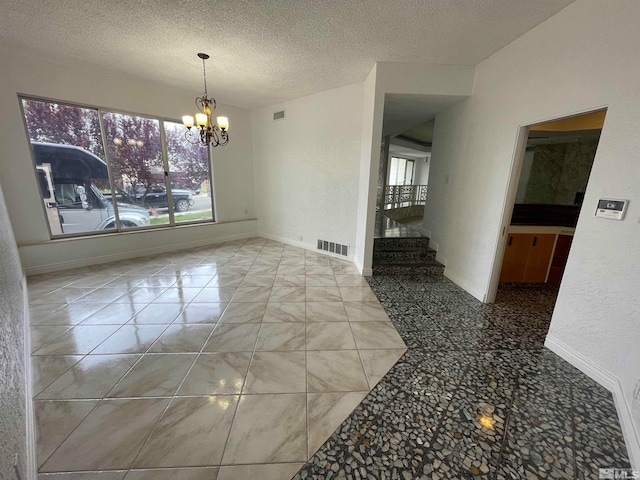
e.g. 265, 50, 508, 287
547, 234, 573, 285
499, 233, 556, 283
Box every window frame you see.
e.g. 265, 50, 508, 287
19, 94, 217, 240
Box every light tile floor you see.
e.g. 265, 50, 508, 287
29, 238, 406, 479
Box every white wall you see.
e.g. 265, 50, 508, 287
0, 44, 257, 273
252, 82, 364, 255
412, 157, 430, 185
422, 0, 640, 464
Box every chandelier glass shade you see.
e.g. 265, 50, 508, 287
182, 53, 229, 147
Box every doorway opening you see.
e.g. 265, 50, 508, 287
488, 109, 606, 315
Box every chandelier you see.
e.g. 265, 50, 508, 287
182, 53, 229, 147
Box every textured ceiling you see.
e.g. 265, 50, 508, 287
0, 0, 573, 109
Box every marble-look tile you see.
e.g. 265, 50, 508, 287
207, 272, 245, 287
148, 325, 215, 353
305, 302, 348, 322
35, 399, 99, 467
80, 303, 147, 325
91, 325, 168, 354
248, 265, 278, 275
307, 351, 369, 392
305, 287, 341, 302
112, 287, 167, 304
241, 274, 275, 287
243, 351, 306, 393
263, 303, 305, 323
230, 286, 272, 303
343, 301, 390, 322
173, 275, 216, 288
33, 325, 121, 355
307, 391, 368, 457
273, 274, 306, 287
338, 286, 379, 302
37, 355, 140, 399
173, 303, 226, 324
191, 287, 237, 303
30, 304, 106, 326
31, 355, 83, 396
39, 472, 127, 480
41, 398, 170, 472
276, 264, 306, 275
350, 322, 406, 349
218, 302, 266, 324
217, 463, 304, 480
30, 326, 73, 352
178, 352, 252, 395
134, 396, 239, 468
125, 468, 219, 480
269, 286, 305, 303
305, 265, 334, 275
203, 324, 261, 352
334, 274, 369, 287
31, 287, 96, 305
126, 304, 184, 324
108, 354, 196, 397
358, 349, 406, 388
256, 323, 306, 351
152, 287, 202, 304
222, 394, 307, 464
305, 322, 357, 350
124, 276, 174, 289
306, 275, 337, 287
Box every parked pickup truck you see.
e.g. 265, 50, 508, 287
32, 142, 150, 235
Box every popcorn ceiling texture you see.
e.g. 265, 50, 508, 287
0, 182, 26, 479
0, 0, 573, 109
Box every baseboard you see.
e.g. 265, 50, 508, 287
545, 335, 640, 468
259, 232, 355, 263
22, 231, 257, 276
443, 268, 485, 302
361, 268, 373, 277
23, 275, 37, 480
435, 252, 447, 266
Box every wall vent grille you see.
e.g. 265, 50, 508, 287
273, 110, 285, 120
317, 238, 348, 256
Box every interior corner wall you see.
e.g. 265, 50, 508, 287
421, 0, 640, 464
0, 181, 29, 479
251, 82, 365, 256
0, 43, 257, 274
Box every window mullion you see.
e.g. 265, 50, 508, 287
159, 120, 176, 227
98, 108, 122, 231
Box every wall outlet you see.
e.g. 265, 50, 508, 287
299, 236, 303, 241
244, 209, 248, 215
444, 174, 450, 185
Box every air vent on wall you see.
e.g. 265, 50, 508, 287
317, 238, 348, 256
273, 110, 285, 120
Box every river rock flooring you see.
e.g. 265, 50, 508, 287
295, 277, 631, 479
29, 238, 631, 479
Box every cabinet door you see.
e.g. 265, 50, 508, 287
523, 234, 556, 283
499, 234, 533, 282
548, 234, 573, 285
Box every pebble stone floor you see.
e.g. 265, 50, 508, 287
28, 237, 407, 480
294, 275, 632, 480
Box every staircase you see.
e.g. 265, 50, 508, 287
373, 237, 443, 275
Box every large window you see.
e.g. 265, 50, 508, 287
21, 97, 215, 237
388, 157, 415, 186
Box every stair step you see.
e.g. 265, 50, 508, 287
373, 250, 439, 264
373, 237, 432, 252
373, 263, 445, 275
